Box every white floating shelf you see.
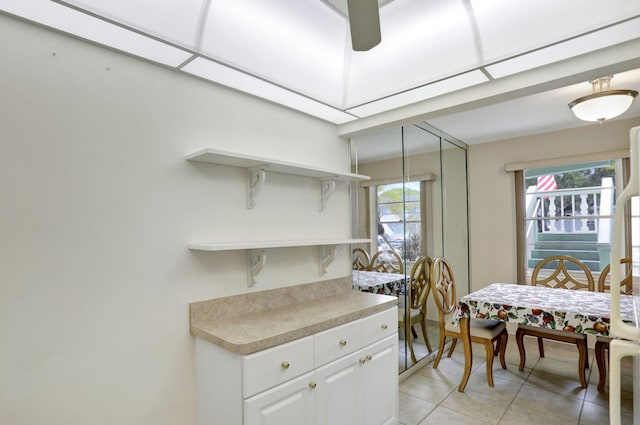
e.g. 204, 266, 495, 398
189, 238, 371, 287
188, 238, 371, 251
186, 148, 370, 181
186, 148, 370, 210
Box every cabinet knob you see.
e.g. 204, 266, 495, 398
339, 339, 347, 346
281, 361, 290, 370
309, 382, 317, 389
381, 324, 388, 330
359, 358, 366, 364
365, 355, 372, 361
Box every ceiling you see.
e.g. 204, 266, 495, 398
2, 0, 640, 149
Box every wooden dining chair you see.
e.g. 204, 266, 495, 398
516, 255, 594, 388
398, 256, 433, 363
430, 257, 507, 388
369, 250, 404, 274
595, 258, 633, 391
352, 248, 371, 271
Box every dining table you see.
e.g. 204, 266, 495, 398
352, 270, 406, 296
454, 282, 636, 392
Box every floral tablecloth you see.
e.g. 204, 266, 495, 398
455, 283, 635, 336
352, 270, 405, 296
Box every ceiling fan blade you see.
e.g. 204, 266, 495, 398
347, 0, 381, 51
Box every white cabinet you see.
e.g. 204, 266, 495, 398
314, 335, 398, 425
195, 307, 398, 425
359, 336, 398, 425
244, 372, 316, 425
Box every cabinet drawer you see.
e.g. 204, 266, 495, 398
242, 336, 314, 399
362, 308, 397, 346
314, 319, 362, 367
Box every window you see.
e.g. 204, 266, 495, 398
511, 152, 631, 284
376, 181, 423, 261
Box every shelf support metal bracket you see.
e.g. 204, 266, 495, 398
248, 249, 267, 287
320, 245, 337, 276
247, 167, 267, 209
319, 178, 337, 212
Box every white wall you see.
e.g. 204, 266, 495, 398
468, 117, 640, 291
0, 16, 352, 425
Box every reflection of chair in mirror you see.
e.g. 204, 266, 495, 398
398, 256, 432, 363
430, 257, 507, 388
352, 248, 371, 270
369, 250, 404, 274
516, 255, 594, 388
595, 258, 632, 391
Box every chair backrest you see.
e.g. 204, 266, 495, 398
369, 250, 404, 274
430, 257, 457, 322
598, 257, 633, 294
531, 255, 594, 291
352, 248, 371, 271
407, 256, 432, 311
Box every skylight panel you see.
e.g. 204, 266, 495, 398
347, 70, 489, 117
485, 17, 640, 79
346, 0, 479, 107
182, 57, 356, 124
58, 0, 203, 49
0, 0, 193, 67
199, 0, 347, 108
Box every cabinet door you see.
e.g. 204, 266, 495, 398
314, 350, 362, 425
244, 372, 315, 425
359, 335, 398, 425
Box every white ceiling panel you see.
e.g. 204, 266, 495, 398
201, 0, 348, 107
2, 0, 639, 130
347, 0, 479, 107
486, 17, 640, 78
0, 0, 193, 67
347, 70, 488, 117
59, 0, 204, 48
472, 0, 640, 64
183, 57, 357, 124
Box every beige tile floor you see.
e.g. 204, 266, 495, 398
398, 334, 635, 425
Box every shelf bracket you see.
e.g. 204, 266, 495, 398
319, 245, 337, 276
318, 178, 337, 212
247, 167, 267, 209
248, 249, 267, 287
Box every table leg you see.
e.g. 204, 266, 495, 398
458, 316, 473, 392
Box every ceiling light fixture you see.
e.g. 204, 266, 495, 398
568, 75, 638, 124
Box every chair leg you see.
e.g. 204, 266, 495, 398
595, 340, 608, 392
584, 339, 590, 369
516, 327, 527, 371
537, 337, 545, 358
433, 333, 446, 369
411, 326, 418, 338
499, 331, 508, 369
405, 323, 417, 363
447, 338, 458, 357
577, 338, 588, 388
420, 319, 432, 353
483, 340, 495, 387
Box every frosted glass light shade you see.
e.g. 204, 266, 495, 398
569, 90, 638, 122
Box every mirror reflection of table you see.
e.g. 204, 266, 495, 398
352, 270, 405, 296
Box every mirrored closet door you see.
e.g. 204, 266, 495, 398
351, 122, 470, 374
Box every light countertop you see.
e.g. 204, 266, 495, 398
190, 276, 397, 354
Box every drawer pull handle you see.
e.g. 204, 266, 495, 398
381, 324, 388, 330
359, 358, 366, 364
339, 340, 347, 346
281, 362, 290, 370
309, 382, 317, 389
365, 355, 372, 361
